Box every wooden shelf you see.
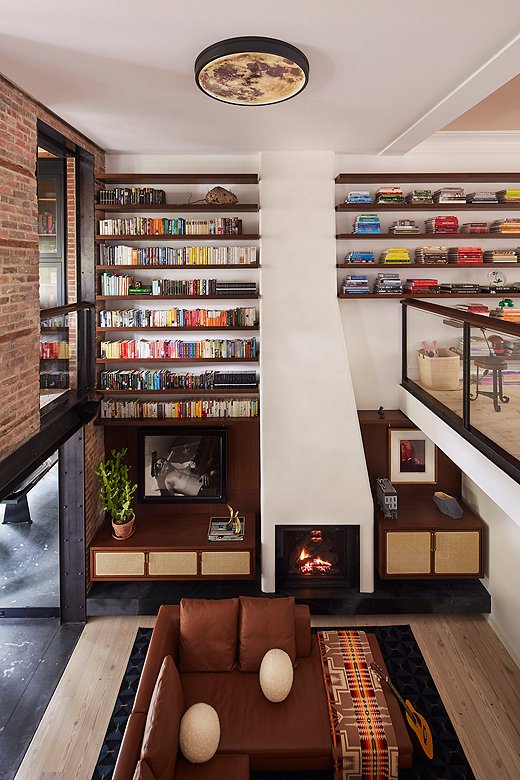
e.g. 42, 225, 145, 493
335, 172, 520, 184
336, 232, 520, 240
96, 263, 259, 270
96, 234, 260, 242
336, 203, 520, 211
96, 294, 259, 301
40, 326, 70, 333
96, 389, 259, 396
96, 203, 258, 212
96, 358, 259, 364
338, 293, 519, 300
97, 173, 259, 184
96, 326, 258, 332
336, 263, 519, 269
96, 417, 259, 426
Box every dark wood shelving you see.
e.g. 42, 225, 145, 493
96, 389, 259, 396
95, 294, 259, 301
336, 232, 520, 240
96, 234, 260, 242
96, 203, 258, 212
96, 358, 260, 364
97, 173, 259, 184
95, 263, 259, 270
336, 262, 519, 269
338, 293, 519, 300
96, 417, 259, 426
335, 172, 520, 184
96, 326, 259, 332
336, 203, 520, 212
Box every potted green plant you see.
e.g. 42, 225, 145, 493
96, 447, 138, 539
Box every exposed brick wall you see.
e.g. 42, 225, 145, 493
0, 73, 106, 578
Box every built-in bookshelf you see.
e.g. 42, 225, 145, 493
95, 173, 260, 421
335, 173, 520, 302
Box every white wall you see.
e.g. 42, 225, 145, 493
463, 476, 520, 667
259, 151, 373, 592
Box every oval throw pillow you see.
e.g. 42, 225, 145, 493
179, 702, 220, 764
259, 648, 294, 702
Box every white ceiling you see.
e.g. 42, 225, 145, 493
1, 0, 520, 155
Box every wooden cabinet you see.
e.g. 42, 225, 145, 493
377, 501, 485, 579
335, 172, 520, 301
90, 513, 256, 581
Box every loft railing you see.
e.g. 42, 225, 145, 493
39, 301, 95, 413
401, 298, 520, 482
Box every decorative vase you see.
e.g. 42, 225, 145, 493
112, 512, 135, 540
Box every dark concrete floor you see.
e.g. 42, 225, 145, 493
0, 618, 82, 780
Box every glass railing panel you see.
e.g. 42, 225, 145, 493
39, 312, 74, 407
468, 325, 520, 461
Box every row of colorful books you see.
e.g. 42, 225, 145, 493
340, 274, 520, 295
345, 188, 520, 204
99, 275, 257, 297
98, 307, 257, 329
98, 370, 258, 391
344, 247, 520, 265
98, 217, 243, 236
99, 244, 258, 266
98, 187, 166, 205
99, 338, 258, 360
352, 215, 520, 234
40, 342, 69, 359
100, 398, 259, 419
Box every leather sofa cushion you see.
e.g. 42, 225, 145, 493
132, 759, 156, 780
238, 596, 296, 672
175, 753, 249, 780
179, 598, 238, 672
141, 656, 184, 780
181, 638, 331, 771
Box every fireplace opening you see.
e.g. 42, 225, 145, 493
275, 525, 359, 591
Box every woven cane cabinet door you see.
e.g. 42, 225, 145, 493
93, 551, 146, 577
434, 531, 481, 575
385, 532, 431, 575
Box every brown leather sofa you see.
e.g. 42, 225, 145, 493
113, 596, 412, 779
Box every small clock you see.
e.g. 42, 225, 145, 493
488, 270, 507, 287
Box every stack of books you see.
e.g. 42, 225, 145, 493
448, 247, 483, 264
380, 248, 411, 264
341, 275, 370, 294
433, 187, 466, 203
425, 216, 459, 233
389, 219, 420, 234
405, 189, 433, 204
492, 307, 520, 323
490, 219, 520, 233
483, 250, 519, 263
353, 214, 381, 233
345, 191, 372, 204
403, 278, 439, 294
454, 303, 489, 316
415, 246, 448, 264
439, 283, 482, 294
213, 372, 258, 389
375, 187, 404, 204
214, 281, 257, 296
373, 273, 403, 294
345, 251, 375, 264
461, 222, 488, 234
466, 191, 498, 203
496, 189, 520, 203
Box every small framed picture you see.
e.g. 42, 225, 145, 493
388, 428, 437, 484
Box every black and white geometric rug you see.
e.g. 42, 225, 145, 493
92, 624, 475, 779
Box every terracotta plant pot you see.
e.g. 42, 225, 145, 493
112, 514, 135, 540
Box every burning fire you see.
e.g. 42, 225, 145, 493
298, 547, 333, 575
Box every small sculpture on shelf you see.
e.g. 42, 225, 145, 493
226, 504, 242, 534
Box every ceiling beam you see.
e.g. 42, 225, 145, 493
379, 32, 520, 156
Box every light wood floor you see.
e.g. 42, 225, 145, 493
13, 614, 520, 780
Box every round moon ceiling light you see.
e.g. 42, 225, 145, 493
194, 36, 309, 106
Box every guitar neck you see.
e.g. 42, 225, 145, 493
371, 664, 412, 717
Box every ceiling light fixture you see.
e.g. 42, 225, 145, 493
194, 36, 309, 106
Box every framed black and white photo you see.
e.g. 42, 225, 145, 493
138, 427, 227, 503
388, 428, 437, 484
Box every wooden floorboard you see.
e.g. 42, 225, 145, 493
14, 614, 520, 780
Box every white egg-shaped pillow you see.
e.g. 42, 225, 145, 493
259, 648, 294, 702
179, 702, 220, 764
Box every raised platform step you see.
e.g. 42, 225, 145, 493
86, 576, 491, 616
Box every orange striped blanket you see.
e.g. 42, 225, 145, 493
317, 630, 399, 780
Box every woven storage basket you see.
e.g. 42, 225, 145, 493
417, 348, 460, 390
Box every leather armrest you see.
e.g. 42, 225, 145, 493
133, 605, 180, 713
112, 712, 146, 780
295, 604, 311, 657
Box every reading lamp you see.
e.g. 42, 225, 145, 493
194, 36, 309, 106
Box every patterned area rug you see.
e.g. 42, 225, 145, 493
93, 624, 475, 779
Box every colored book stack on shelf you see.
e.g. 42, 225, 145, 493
341, 275, 370, 294
345, 251, 375, 264
405, 189, 433, 204
433, 187, 466, 204
403, 278, 439, 294
95, 172, 260, 421
345, 190, 372, 204
461, 222, 488, 234
466, 191, 498, 204
380, 248, 411, 264
491, 219, 520, 233
483, 250, 519, 264
353, 214, 381, 233
373, 273, 403, 294
496, 190, 520, 203
415, 246, 448, 264
376, 187, 404, 204
448, 247, 483, 264
389, 219, 420, 234
425, 216, 459, 233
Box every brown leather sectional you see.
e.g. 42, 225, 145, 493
113, 597, 412, 779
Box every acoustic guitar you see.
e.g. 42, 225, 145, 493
370, 661, 434, 760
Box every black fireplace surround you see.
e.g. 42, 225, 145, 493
275, 525, 360, 591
